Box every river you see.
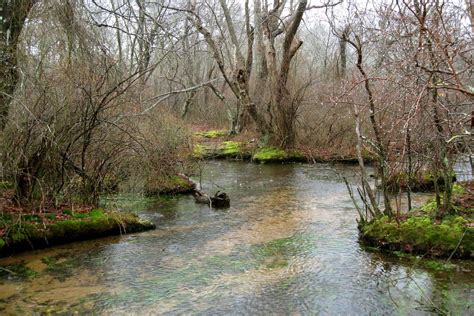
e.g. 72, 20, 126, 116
0, 161, 472, 314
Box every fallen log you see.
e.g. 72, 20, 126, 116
178, 173, 231, 208
193, 190, 230, 208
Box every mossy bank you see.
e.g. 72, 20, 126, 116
145, 175, 196, 196
193, 141, 252, 160
359, 182, 474, 258
192, 129, 373, 164
0, 209, 155, 257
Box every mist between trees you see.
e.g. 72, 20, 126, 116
0, 0, 472, 220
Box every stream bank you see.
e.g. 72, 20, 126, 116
0, 208, 155, 257
192, 129, 372, 163
359, 181, 474, 258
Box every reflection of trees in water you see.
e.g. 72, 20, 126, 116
365, 252, 474, 314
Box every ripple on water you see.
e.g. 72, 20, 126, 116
0, 161, 472, 314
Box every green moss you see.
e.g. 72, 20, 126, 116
253, 147, 288, 162
169, 176, 188, 188
420, 199, 438, 213
49, 220, 85, 236
250, 233, 316, 269
361, 215, 473, 257
89, 209, 105, 219
193, 141, 250, 160
221, 141, 241, 155
7, 223, 37, 243
392, 250, 414, 258
192, 144, 205, 158
0, 211, 155, 256
195, 130, 227, 138
145, 175, 195, 196
253, 147, 305, 163
452, 183, 465, 195
205, 254, 257, 272
0, 238, 5, 249
423, 260, 457, 271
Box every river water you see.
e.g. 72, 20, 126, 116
0, 161, 472, 314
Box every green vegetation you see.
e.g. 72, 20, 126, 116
221, 141, 241, 156
193, 141, 251, 160
361, 215, 472, 258
205, 254, 258, 272
195, 130, 228, 138
252, 147, 306, 163
0, 181, 13, 190
193, 144, 206, 158
0, 209, 155, 256
415, 183, 471, 216
0, 263, 37, 281
250, 234, 317, 268
360, 181, 473, 258
386, 171, 457, 192
389, 251, 458, 271
145, 175, 195, 196
422, 260, 457, 271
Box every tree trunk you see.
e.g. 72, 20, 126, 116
263, 0, 307, 148
0, 0, 36, 129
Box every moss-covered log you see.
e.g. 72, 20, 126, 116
252, 147, 306, 163
193, 141, 252, 160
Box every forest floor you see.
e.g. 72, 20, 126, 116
360, 181, 474, 258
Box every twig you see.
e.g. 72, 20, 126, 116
0, 266, 17, 275
447, 228, 467, 262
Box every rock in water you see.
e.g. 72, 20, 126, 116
210, 191, 230, 208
